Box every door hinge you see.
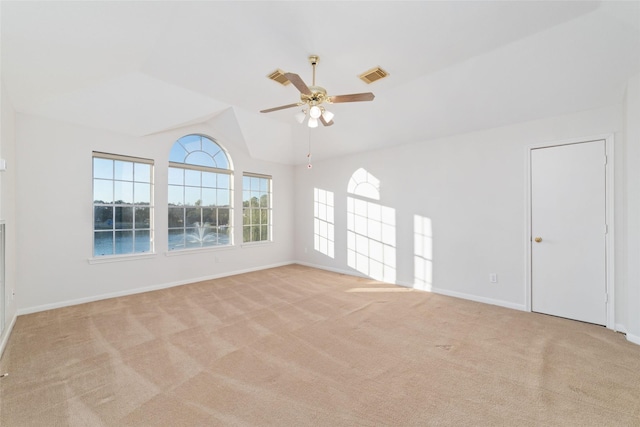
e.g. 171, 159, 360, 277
604, 155, 608, 165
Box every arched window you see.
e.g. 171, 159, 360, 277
168, 134, 233, 250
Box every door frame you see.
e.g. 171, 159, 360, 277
525, 134, 615, 330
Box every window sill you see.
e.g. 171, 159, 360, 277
164, 245, 235, 257
241, 240, 273, 248
88, 252, 157, 264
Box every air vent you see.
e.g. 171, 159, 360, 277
267, 69, 290, 86
359, 66, 389, 84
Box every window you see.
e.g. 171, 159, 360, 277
243, 173, 272, 243
168, 134, 232, 250
93, 153, 153, 257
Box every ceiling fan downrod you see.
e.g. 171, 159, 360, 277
309, 55, 319, 86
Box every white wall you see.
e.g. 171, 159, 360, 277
14, 112, 295, 313
0, 77, 18, 355
294, 105, 626, 319
624, 73, 640, 344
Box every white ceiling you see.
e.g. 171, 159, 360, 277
2, 1, 639, 164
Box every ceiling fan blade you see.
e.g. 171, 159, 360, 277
260, 103, 300, 113
284, 72, 312, 96
320, 115, 334, 127
328, 92, 375, 103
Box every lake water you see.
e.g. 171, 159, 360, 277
93, 230, 231, 256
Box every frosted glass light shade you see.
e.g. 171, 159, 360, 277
322, 109, 334, 122
308, 117, 319, 128
309, 105, 322, 119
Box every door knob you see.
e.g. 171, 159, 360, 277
534, 237, 542, 243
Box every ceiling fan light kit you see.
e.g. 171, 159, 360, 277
260, 55, 377, 128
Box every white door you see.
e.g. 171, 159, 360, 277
531, 140, 607, 325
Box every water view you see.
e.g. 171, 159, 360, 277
94, 224, 230, 256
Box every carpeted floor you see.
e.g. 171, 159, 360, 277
1, 264, 639, 426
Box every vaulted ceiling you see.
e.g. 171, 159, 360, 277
2, 1, 639, 164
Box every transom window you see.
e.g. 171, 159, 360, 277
243, 173, 272, 243
93, 153, 154, 257
168, 134, 232, 250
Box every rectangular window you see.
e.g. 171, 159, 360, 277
168, 165, 232, 250
93, 152, 153, 257
243, 173, 272, 243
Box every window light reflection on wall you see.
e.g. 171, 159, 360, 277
414, 214, 433, 291
314, 188, 335, 258
346, 168, 396, 283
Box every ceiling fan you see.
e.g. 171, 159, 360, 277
260, 55, 375, 128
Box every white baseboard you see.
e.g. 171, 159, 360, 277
615, 323, 628, 334
294, 260, 369, 279
0, 314, 17, 360
17, 261, 296, 316
626, 332, 640, 346
423, 286, 526, 312
296, 260, 527, 312
614, 324, 640, 346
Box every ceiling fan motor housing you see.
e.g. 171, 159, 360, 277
302, 86, 327, 105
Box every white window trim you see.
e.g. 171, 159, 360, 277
164, 245, 236, 257
88, 253, 157, 264
240, 240, 274, 248
242, 172, 273, 244
168, 136, 234, 251
92, 152, 155, 258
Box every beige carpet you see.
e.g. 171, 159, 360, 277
1, 265, 639, 426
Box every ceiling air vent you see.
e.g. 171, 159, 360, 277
359, 66, 389, 84
267, 69, 290, 86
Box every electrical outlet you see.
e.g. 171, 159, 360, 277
489, 273, 498, 283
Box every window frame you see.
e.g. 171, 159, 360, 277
92, 152, 154, 259
242, 172, 273, 244
167, 134, 233, 252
